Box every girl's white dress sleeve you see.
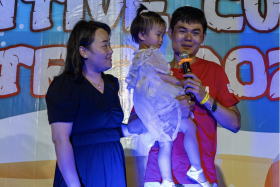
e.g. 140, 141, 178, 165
126, 47, 185, 147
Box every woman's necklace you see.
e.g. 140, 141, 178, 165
82, 72, 103, 89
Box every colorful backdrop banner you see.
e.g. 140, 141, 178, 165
0, 0, 279, 187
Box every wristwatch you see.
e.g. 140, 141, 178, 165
209, 99, 217, 113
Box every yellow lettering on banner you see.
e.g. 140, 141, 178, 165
86, 0, 124, 30
0, 45, 66, 98
197, 46, 222, 66
106, 45, 136, 80
0, 44, 278, 102
0, 46, 34, 98
266, 48, 280, 101
223, 46, 268, 100
243, 0, 280, 32
1, 0, 279, 33
105, 45, 136, 123
0, 0, 17, 31
123, 0, 170, 33
22, 0, 53, 32
63, 0, 124, 32
32, 45, 66, 97
61, 0, 83, 32
202, 0, 245, 33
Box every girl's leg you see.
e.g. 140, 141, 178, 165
180, 117, 207, 183
158, 141, 174, 183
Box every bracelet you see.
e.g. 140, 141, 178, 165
200, 93, 210, 105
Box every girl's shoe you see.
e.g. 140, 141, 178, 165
160, 180, 176, 187
186, 166, 211, 187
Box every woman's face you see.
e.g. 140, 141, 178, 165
83, 28, 113, 72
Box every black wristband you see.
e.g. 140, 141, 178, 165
209, 99, 217, 113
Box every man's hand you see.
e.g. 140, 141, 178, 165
183, 73, 241, 133
183, 73, 207, 103
176, 95, 195, 118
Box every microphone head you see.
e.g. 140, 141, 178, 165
179, 51, 189, 59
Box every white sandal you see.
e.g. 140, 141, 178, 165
186, 166, 211, 187
160, 180, 176, 187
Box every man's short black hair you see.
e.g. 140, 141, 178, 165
170, 6, 207, 34
130, 4, 166, 43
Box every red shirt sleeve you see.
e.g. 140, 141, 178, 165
216, 67, 239, 108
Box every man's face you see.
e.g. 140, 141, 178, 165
169, 20, 206, 57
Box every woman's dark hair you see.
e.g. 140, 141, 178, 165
130, 4, 166, 43
61, 20, 111, 77
170, 6, 207, 34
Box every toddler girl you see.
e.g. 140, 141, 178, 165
126, 4, 210, 187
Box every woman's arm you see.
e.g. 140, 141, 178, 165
51, 122, 81, 187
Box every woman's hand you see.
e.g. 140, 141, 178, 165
183, 73, 207, 103
176, 95, 195, 118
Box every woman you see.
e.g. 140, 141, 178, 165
46, 20, 133, 187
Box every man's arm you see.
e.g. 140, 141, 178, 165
204, 98, 241, 132
183, 73, 241, 133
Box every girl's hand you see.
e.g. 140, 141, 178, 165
176, 95, 195, 118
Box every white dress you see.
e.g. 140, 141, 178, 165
126, 47, 185, 147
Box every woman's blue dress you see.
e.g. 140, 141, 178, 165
46, 72, 126, 187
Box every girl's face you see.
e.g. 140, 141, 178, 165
140, 24, 166, 49
82, 28, 113, 73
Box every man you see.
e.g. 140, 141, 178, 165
142, 6, 241, 187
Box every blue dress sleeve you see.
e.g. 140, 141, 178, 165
45, 73, 80, 124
